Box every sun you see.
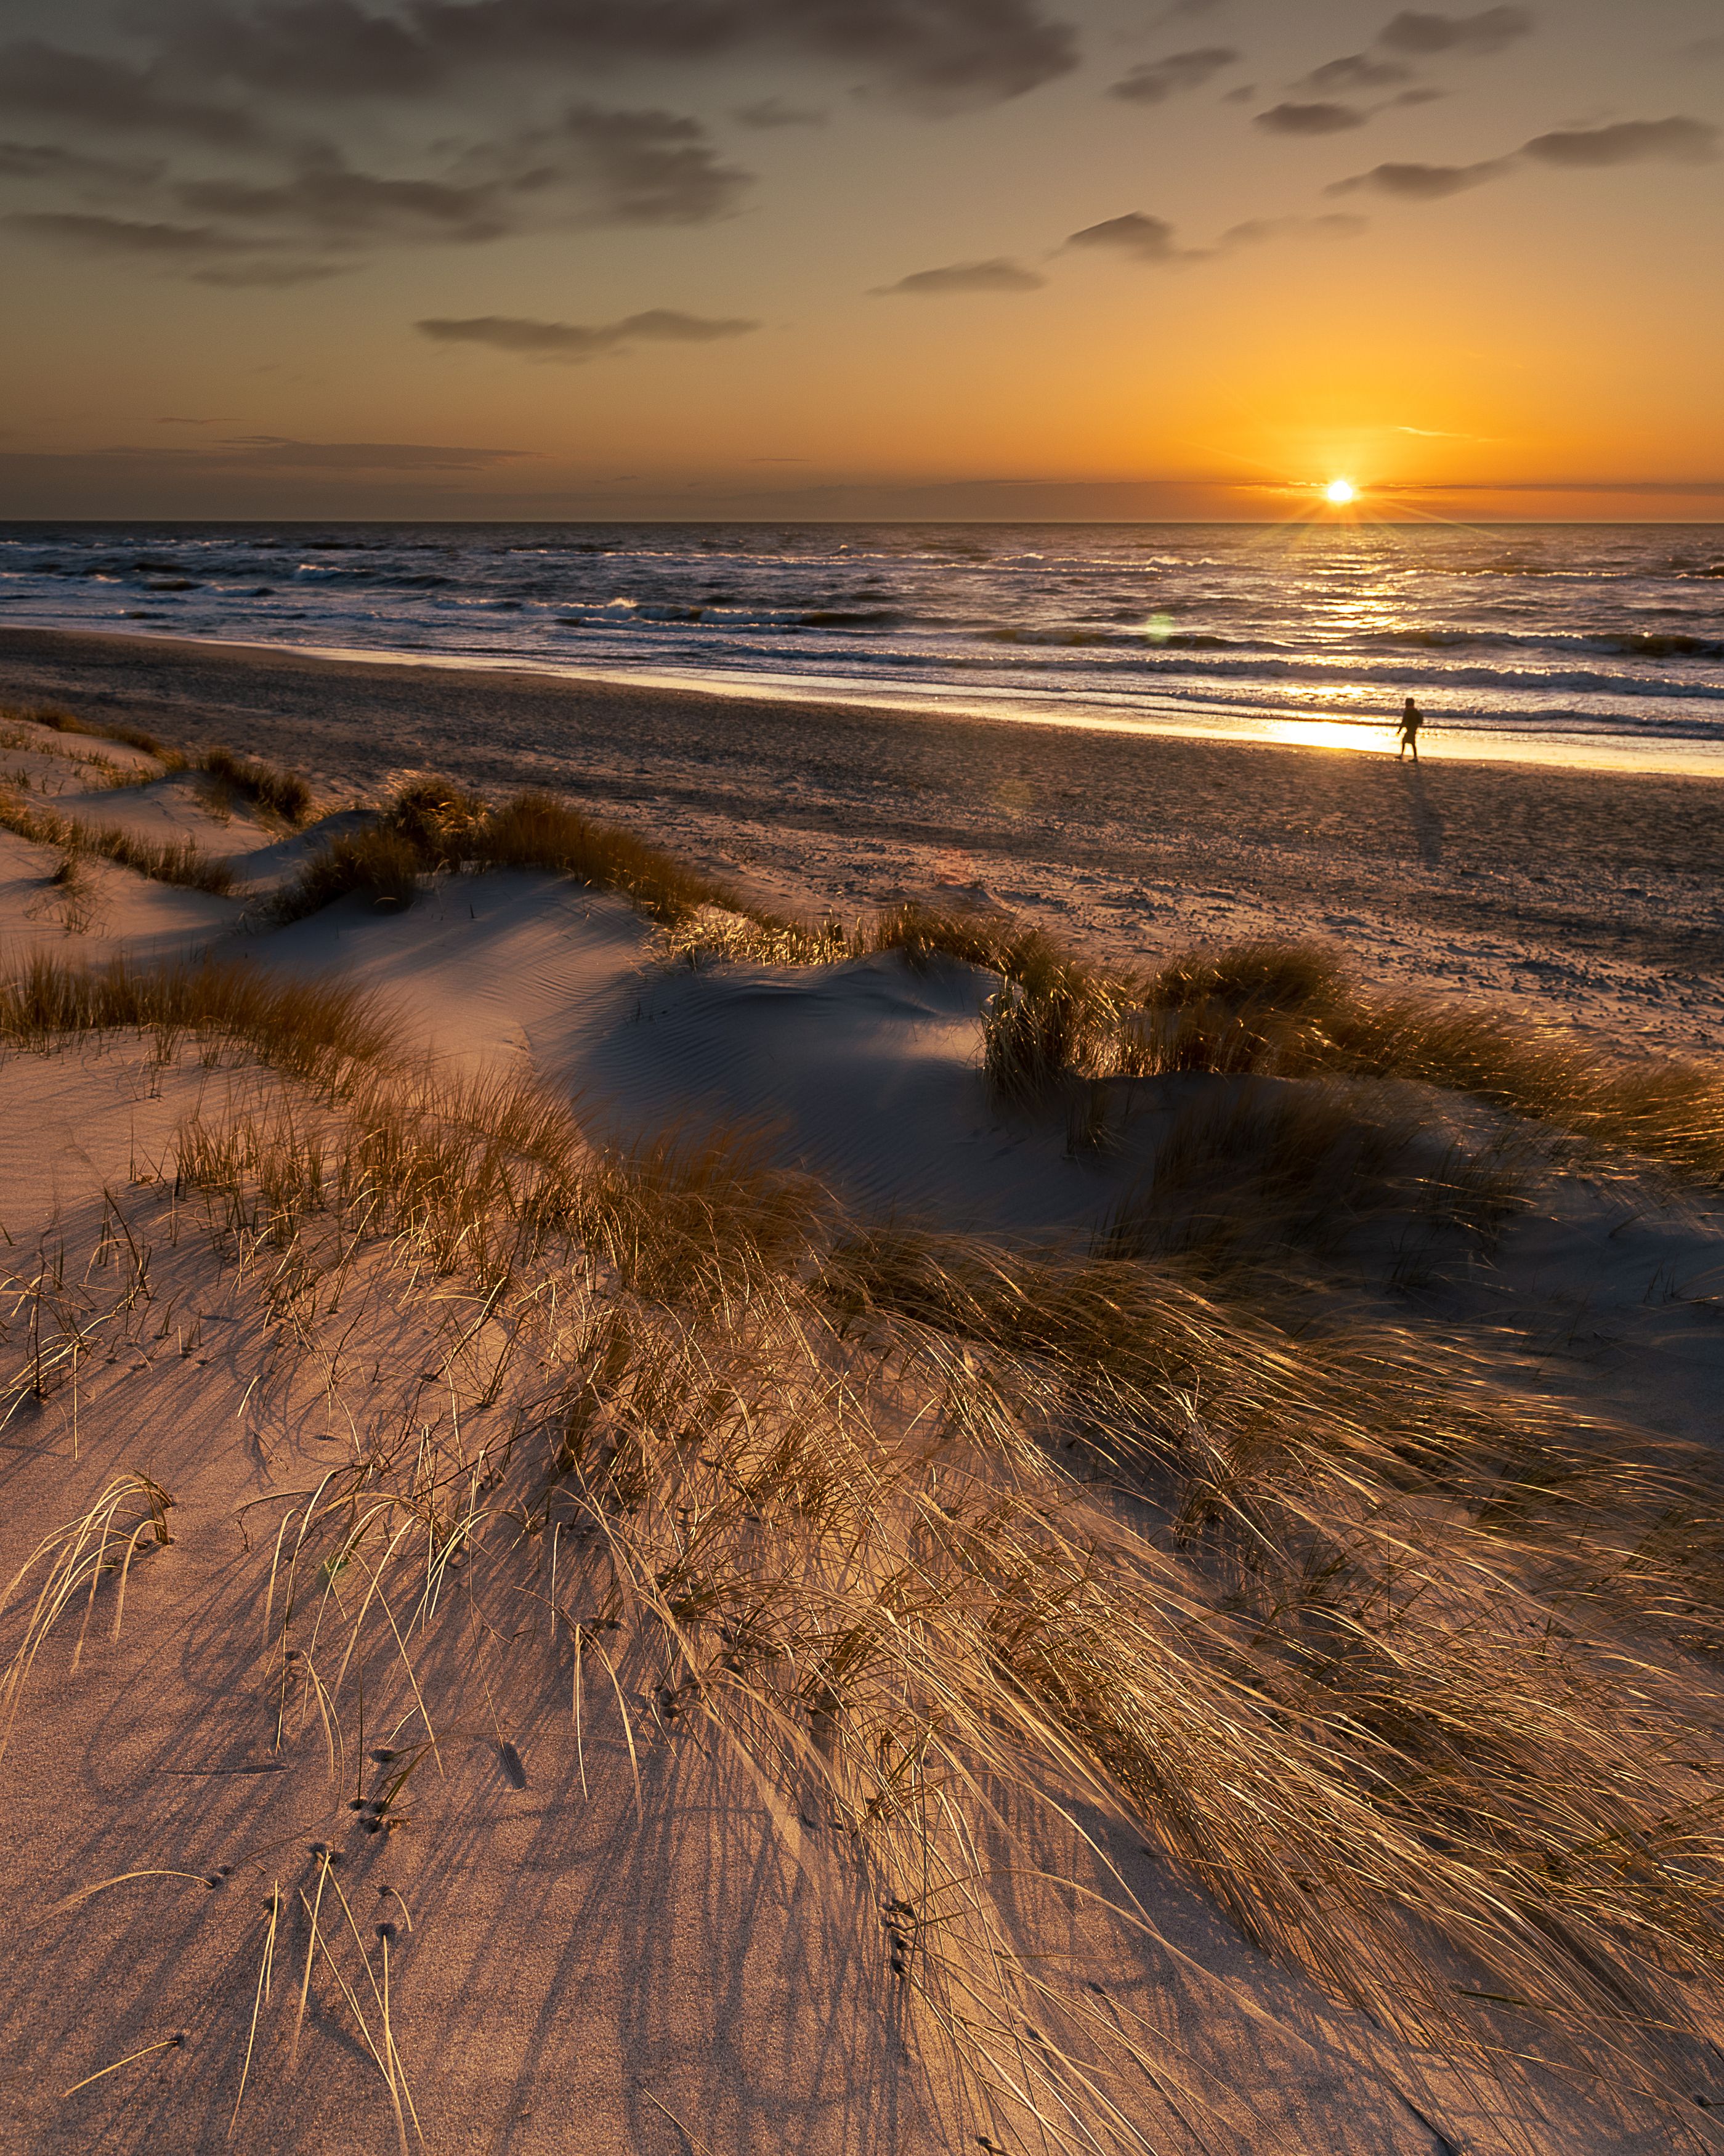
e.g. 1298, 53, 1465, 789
1324, 477, 1358, 506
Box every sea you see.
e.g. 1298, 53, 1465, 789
4, 519, 1723, 770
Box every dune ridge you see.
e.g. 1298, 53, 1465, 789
2, 702, 1724, 2152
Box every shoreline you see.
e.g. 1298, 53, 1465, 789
5, 615, 1723, 779
2, 622, 1722, 1056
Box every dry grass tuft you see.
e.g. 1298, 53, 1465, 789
1136, 939, 1724, 1186
0, 954, 394, 1082
1099, 1078, 1539, 1276
0, 1472, 174, 1756
273, 777, 782, 929
1, 702, 177, 763
202, 745, 315, 826
0, 785, 238, 895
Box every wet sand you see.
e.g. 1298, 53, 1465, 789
3, 623, 1722, 1051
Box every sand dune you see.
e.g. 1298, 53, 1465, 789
4, 701, 1724, 2155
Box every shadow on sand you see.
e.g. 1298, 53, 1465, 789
1398, 763, 1444, 867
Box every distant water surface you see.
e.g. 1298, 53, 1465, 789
4, 520, 1723, 769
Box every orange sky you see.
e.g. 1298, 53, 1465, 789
1, 0, 1720, 518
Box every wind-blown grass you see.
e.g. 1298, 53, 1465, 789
131, 1004, 1724, 2118
201, 745, 314, 826
0, 787, 237, 895
273, 779, 762, 926
0, 954, 393, 1082
1135, 939, 1724, 1186
2, 702, 177, 763
11, 893, 1724, 2144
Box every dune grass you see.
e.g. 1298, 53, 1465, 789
273, 778, 766, 926
0, 785, 238, 896
9, 898, 1724, 2141
2, 702, 176, 763
1133, 939, 1724, 1186
201, 744, 314, 826
112, 1000, 1724, 2120
0, 954, 394, 1082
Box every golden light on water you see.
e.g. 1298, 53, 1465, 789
1324, 477, 1358, 506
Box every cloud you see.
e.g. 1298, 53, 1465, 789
1521, 116, 1718, 167
0, 102, 752, 278
1377, 7, 1534, 56
1300, 53, 1413, 92
1216, 211, 1369, 246
1327, 156, 1510, 197
0, 141, 161, 186
144, 0, 1081, 114
872, 257, 1046, 294
0, 40, 264, 148
1066, 208, 1366, 264
1064, 211, 1184, 262
3, 210, 344, 282
172, 109, 750, 243
732, 98, 828, 129
1294, 9, 1532, 116
1330, 115, 1717, 199
415, 310, 762, 361
1255, 100, 1369, 134
1108, 47, 1240, 104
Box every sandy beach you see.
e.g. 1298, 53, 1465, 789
2, 646, 1724, 2155
4, 625, 1722, 1056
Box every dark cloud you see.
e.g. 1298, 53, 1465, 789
1064, 210, 1183, 262
172, 108, 749, 241
1108, 47, 1239, 105
0, 39, 264, 147
1065, 209, 1366, 265
1300, 53, 1412, 92
1255, 100, 1368, 134
1216, 211, 1369, 246
5, 210, 255, 256
1295, 9, 1532, 118
0, 99, 750, 278
180, 167, 516, 243
872, 257, 1046, 294
1522, 116, 1717, 166
1330, 115, 1717, 198
415, 310, 761, 360
1377, 7, 1534, 56
731, 98, 828, 128
0, 141, 161, 185
1327, 157, 1510, 197
3, 209, 342, 282
142, 0, 1080, 113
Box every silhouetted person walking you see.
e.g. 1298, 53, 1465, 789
1397, 696, 1423, 761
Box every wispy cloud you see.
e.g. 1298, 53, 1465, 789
1255, 101, 1369, 134
1377, 7, 1535, 56
871, 257, 1046, 295
1330, 113, 1718, 199
1108, 47, 1240, 105
415, 310, 762, 361
1066, 208, 1367, 263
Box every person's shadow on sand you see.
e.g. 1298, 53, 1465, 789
1398, 763, 1444, 867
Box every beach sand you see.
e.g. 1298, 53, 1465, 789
2, 646, 1724, 2155
3, 625, 1722, 1055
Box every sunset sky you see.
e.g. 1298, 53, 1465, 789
1, 0, 1720, 519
